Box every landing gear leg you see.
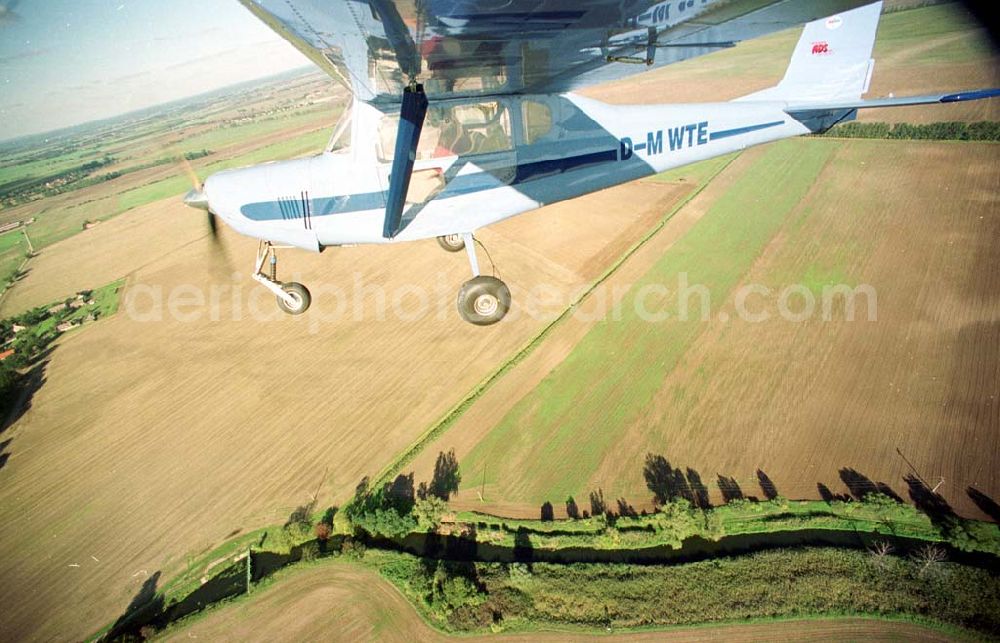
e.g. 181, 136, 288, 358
252, 241, 312, 315
456, 233, 509, 326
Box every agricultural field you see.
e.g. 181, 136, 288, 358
0, 69, 344, 288
409, 136, 999, 520
0, 166, 691, 640
0, 1, 997, 641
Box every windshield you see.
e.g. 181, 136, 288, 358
325, 102, 353, 153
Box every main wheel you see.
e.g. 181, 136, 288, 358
276, 282, 312, 315
437, 234, 465, 252
457, 276, 510, 326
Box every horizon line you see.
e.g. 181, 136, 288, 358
0, 65, 324, 147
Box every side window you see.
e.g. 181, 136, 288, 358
522, 101, 553, 144
378, 102, 514, 162
448, 102, 513, 156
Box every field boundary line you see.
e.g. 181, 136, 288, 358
366, 154, 743, 493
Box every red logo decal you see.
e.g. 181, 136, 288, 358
812, 41, 830, 55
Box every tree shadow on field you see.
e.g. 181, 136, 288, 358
756, 470, 779, 500
905, 474, 957, 532
0, 355, 50, 475
817, 483, 850, 503
839, 468, 903, 502
428, 449, 462, 500
565, 496, 580, 519
2, 354, 49, 433
13, 266, 32, 284
540, 501, 554, 521
643, 453, 694, 506
0, 438, 10, 472
687, 468, 712, 509
589, 488, 607, 517
105, 571, 164, 640
615, 498, 638, 518
717, 475, 744, 503
967, 487, 1000, 523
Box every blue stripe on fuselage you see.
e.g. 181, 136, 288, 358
240, 148, 619, 221
710, 120, 785, 141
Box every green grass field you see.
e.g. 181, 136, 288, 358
874, 3, 996, 65
163, 109, 334, 156
0, 229, 28, 293
460, 139, 838, 503
0, 229, 26, 254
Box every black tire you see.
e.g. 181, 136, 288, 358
276, 282, 311, 315
457, 276, 510, 326
437, 234, 465, 252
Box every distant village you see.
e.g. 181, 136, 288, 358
0, 289, 105, 368
0, 218, 35, 235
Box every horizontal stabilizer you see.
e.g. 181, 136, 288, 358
788, 88, 1000, 112
787, 88, 1000, 132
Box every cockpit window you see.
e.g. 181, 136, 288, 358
522, 100, 554, 144
325, 102, 353, 153
377, 101, 513, 163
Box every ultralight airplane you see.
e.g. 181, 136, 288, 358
183, 0, 998, 325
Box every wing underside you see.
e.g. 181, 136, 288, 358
237, 0, 879, 104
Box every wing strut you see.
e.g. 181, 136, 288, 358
383, 84, 428, 239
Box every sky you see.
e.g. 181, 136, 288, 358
0, 0, 314, 141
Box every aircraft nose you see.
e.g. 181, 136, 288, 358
183, 188, 210, 211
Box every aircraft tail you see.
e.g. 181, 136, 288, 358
739, 1, 883, 104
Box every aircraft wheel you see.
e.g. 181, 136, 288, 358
437, 233, 465, 252
457, 276, 510, 326
276, 282, 311, 315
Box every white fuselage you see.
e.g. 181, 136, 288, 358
202, 94, 809, 252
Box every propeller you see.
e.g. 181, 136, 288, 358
178, 155, 219, 242
178, 155, 233, 273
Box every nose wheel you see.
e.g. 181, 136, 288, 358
437, 233, 465, 252
455, 233, 509, 326
252, 241, 312, 315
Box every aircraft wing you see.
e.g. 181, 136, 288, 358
237, 0, 879, 104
